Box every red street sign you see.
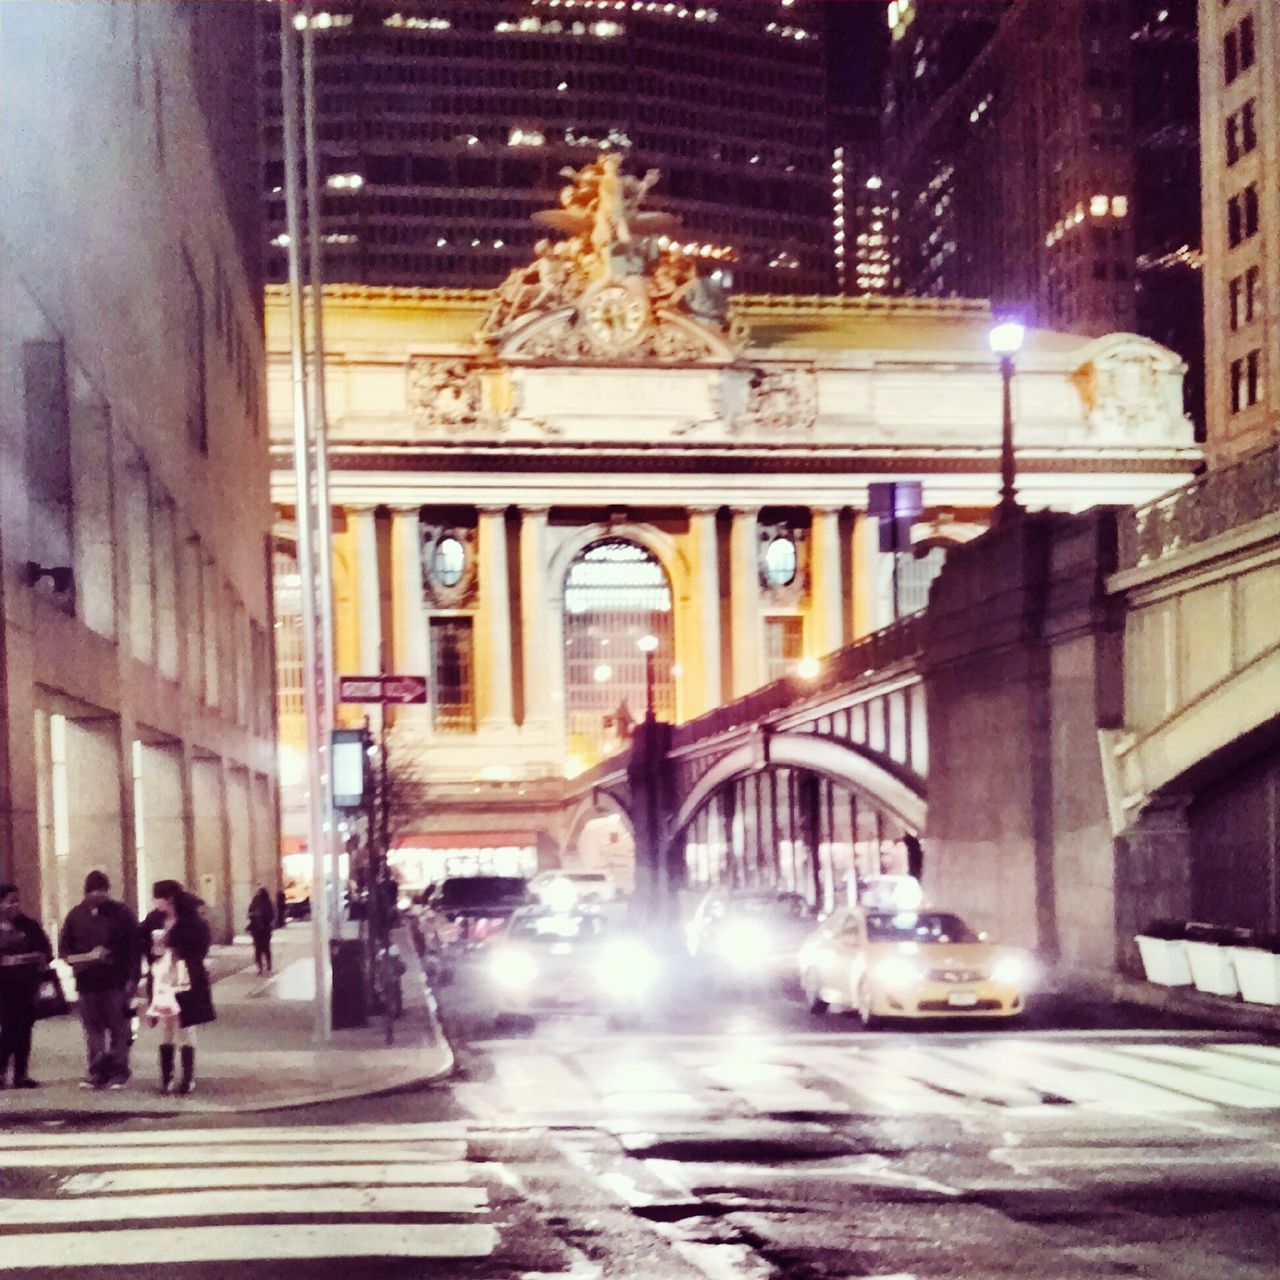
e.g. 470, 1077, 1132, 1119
338, 675, 428, 705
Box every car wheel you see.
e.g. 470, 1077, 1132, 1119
803, 970, 828, 1017
856, 978, 881, 1031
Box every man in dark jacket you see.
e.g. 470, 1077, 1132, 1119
0, 883, 53, 1088
59, 870, 139, 1089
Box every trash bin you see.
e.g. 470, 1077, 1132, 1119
330, 938, 367, 1029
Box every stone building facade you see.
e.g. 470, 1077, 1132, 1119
266, 160, 1198, 887
0, 3, 278, 939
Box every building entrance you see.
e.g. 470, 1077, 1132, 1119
563, 539, 674, 771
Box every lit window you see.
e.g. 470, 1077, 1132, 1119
1090, 194, 1109, 217
432, 536, 466, 588
1110, 195, 1128, 217
761, 536, 798, 589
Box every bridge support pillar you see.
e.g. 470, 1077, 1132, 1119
627, 717, 677, 924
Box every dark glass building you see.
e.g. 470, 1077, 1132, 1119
261, 0, 830, 293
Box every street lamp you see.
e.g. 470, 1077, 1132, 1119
988, 319, 1025, 525
637, 634, 659, 720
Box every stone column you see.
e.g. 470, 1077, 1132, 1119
478, 506, 515, 731
351, 506, 384, 726
519, 507, 552, 732
689, 508, 722, 713
809, 506, 843, 657
730, 507, 763, 697
390, 505, 431, 729
850, 510, 878, 639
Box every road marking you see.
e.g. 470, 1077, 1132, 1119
58, 1164, 478, 1194
0, 1224, 497, 1268
806, 1047, 970, 1114
0, 1186, 488, 1225
874, 1046, 1049, 1108
0, 1141, 467, 1168
1114, 1043, 1280, 1096
1208, 1042, 1280, 1066
2, 1123, 469, 1147
1045, 1043, 1280, 1108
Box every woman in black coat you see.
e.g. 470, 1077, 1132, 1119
145, 880, 215, 1096
0, 883, 53, 1089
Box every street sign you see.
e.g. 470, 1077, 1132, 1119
337, 675, 429, 705
331, 728, 369, 810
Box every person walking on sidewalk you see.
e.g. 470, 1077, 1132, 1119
59, 870, 139, 1090
145, 880, 215, 1096
0, 883, 53, 1089
247, 887, 275, 976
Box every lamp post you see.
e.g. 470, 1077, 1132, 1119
637, 634, 659, 721
988, 319, 1025, 525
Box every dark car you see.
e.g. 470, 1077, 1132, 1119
422, 877, 531, 973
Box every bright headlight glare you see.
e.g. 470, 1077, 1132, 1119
490, 947, 536, 990
598, 939, 659, 996
991, 953, 1032, 986
875, 955, 926, 988
715, 920, 772, 968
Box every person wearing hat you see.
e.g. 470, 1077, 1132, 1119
59, 870, 139, 1090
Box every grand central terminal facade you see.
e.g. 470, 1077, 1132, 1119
267, 160, 1198, 889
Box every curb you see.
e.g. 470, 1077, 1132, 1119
1112, 976, 1280, 1037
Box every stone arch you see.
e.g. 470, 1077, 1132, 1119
548, 520, 690, 603
564, 787, 635, 855
669, 732, 926, 848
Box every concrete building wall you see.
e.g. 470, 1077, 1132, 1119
0, 2, 279, 939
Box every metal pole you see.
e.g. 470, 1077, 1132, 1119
279, 0, 330, 1040
644, 650, 655, 720
301, 0, 343, 946
996, 353, 1021, 523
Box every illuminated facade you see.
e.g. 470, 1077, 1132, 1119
260, 0, 830, 294
1199, 0, 1280, 464
267, 160, 1198, 883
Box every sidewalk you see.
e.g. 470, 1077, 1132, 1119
1113, 975, 1280, 1035
2, 922, 453, 1119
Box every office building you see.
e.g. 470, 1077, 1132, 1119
0, 2, 279, 939
261, 0, 831, 294
1198, 0, 1279, 463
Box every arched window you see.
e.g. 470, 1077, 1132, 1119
761, 534, 797, 588
563, 539, 675, 772
432, 535, 466, 587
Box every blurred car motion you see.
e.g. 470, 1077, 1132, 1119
419, 876, 531, 976
486, 905, 662, 1026
529, 871, 616, 911
798, 903, 1034, 1027
685, 889, 817, 988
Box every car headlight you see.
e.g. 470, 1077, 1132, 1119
990, 952, 1033, 987
874, 955, 927, 988
490, 947, 536, 990
714, 920, 773, 969
597, 939, 660, 998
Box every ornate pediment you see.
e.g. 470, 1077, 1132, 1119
1070, 334, 1187, 439
479, 155, 746, 365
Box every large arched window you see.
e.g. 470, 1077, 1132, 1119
563, 539, 675, 771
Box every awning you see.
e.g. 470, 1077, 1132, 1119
393, 831, 539, 850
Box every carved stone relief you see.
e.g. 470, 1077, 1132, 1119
1071, 338, 1182, 438
407, 358, 495, 435
737, 366, 819, 434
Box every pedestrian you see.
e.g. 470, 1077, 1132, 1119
146, 879, 215, 1096
247, 887, 275, 976
59, 870, 139, 1090
0, 883, 53, 1089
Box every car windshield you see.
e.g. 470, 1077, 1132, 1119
508, 912, 614, 945
865, 911, 978, 944
437, 877, 527, 908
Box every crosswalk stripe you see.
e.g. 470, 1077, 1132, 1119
870, 1046, 1048, 1108
58, 1164, 479, 1194
1208, 1042, 1280, 1066
0, 1224, 498, 1269
1112, 1043, 1280, 1096
0, 1142, 467, 1168
804, 1047, 971, 1114
0, 1186, 488, 1226
1044, 1043, 1280, 1108
2, 1124, 468, 1148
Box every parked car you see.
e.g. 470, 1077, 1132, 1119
797, 905, 1033, 1027
485, 905, 662, 1026
421, 876, 531, 975
685, 889, 817, 988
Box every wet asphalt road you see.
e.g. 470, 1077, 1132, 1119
1, 960, 1277, 1279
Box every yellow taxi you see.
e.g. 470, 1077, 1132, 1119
797, 891, 1033, 1027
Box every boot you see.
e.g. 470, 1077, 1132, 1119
176, 1045, 196, 1096
158, 1045, 175, 1095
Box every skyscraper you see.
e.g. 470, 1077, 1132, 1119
1198, 0, 1279, 464
261, 0, 831, 294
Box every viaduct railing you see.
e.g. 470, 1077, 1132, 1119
1118, 441, 1278, 571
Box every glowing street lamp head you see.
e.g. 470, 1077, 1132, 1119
637, 634, 659, 654
797, 656, 820, 680
988, 320, 1026, 356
